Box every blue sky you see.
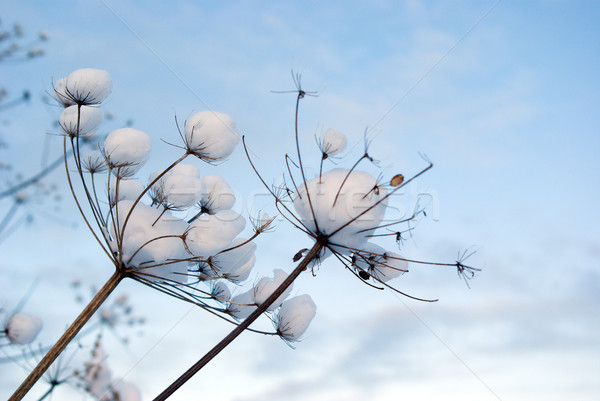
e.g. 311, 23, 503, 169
1, 1, 599, 400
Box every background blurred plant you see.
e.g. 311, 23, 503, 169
1, 278, 145, 400
0, 20, 143, 400
0, 18, 50, 241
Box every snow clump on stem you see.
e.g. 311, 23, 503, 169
184, 111, 240, 161
103, 127, 151, 177
59, 105, 103, 138
319, 128, 347, 158
276, 294, 317, 342
5, 313, 43, 345
293, 168, 387, 252
252, 269, 293, 311
54, 68, 112, 106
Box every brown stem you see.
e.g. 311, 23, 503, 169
9, 270, 123, 401
153, 241, 324, 400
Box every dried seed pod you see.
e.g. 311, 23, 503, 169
293, 248, 308, 262
390, 174, 405, 187
358, 270, 371, 280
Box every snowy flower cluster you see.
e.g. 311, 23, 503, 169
55, 68, 318, 344
243, 74, 478, 306
7, 69, 479, 400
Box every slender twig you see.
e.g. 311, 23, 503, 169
292, 92, 320, 234
63, 136, 113, 260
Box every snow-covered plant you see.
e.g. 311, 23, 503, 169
151, 72, 480, 399
9, 68, 295, 400
276, 294, 317, 342
10, 69, 479, 400
1, 282, 146, 400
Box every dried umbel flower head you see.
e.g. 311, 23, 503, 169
209, 238, 257, 283
108, 178, 144, 204
111, 200, 189, 283
352, 242, 408, 282
276, 294, 317, 342
82, 150, 108, 174
154, 163, 203, 209
252, 269, 293, 311
184, 111, 240, 161
318, 128, 347, 158
59, 105, 103, 138
293, 168, 388, 252
227, 290, 256, 320
54, 68, 112, 106
197, 175, 236, 214
103, 127, 152, 177
5, 313, 43, 345
185, 210, 246, 256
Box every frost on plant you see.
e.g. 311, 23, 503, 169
183, 110, 240, 161
276, 294, 317, 342
54, 68, 112, 106
9, 68, 480, 400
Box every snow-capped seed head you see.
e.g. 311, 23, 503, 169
111, 200, 189, 283
109, 178, 144, 204
59, 105, 103, 138
185, 210, 246, 257
82, 150, 108, 173
276, 294, 317, 341
252, 268, 292, 311
211, 281, 231, 303
184, 111, 240, 161
353, 243, 408, 282
319, 129, 347, 157
155, 164, 202, 209
198, 175, 236, 214
227, 290, 257, 320
230, 256, 256, 282
390, 174, 404, 187
256, 212, 275, 232
5, 313, 43, 345
53, 77, 72, 107
211, 238, 256, 283
293, 168, 388, 252
62, 68, 112, 105
103, 128, 151, 177
260, 213, 272, 226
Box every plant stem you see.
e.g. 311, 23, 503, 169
9, 270, 123, 401
153, 241, 324, 400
